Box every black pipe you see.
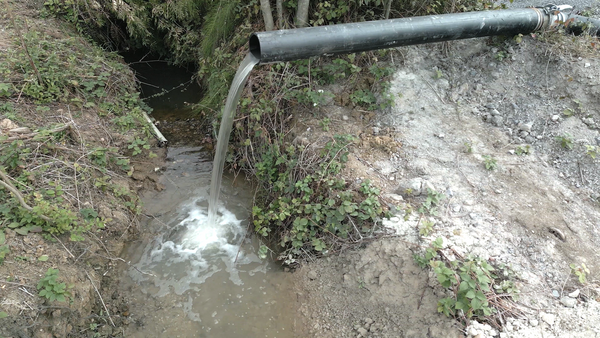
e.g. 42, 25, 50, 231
250, 7, 600, 64
250, 8, 546, 63
568, 15, 600, 35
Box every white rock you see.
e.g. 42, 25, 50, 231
529, 319, 539, 327
551, 115, 560, 121
560, 296, 576, 308
540, 312, 556, 325
568, 289, 580, 298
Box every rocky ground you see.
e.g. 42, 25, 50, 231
292, 33, 600, 337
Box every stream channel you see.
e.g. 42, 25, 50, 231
118, 54, 296, 337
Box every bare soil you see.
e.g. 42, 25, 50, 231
292, 35, 600, 338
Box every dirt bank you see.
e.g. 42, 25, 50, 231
293, 35, 600, 337
0, 1, 165, 337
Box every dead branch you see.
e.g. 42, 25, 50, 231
84, 271, 115, 327
1, 123, 73, 143
0, 168, 51, 222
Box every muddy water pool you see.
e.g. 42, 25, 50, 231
119, 57, 297, 338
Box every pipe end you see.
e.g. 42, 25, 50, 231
249, 33, 261, 62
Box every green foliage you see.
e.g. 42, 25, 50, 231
419, 218, 435, 237
415, 238, 520, 325
128, 138, 150, 156
585, 145, 599, 159
570, 263, 590, 284
483, 155, 497, 170
319, 117, 331, 131
515, 145, 531, 156
249, 133, 388, 264
37, 268, 71, 302
418, 189, 445, 216
0, 230, 9, 265
556, 133, 574, 150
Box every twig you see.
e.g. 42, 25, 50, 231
84, 271, 115, 327
52, 234, 75, 259
1, 123, 73, 142
0, 169, 51, 222
423, 77, 447, 104
8, 12, 42, 85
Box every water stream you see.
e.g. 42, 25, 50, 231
207, 54, 259, 224
119, 54, 296, 337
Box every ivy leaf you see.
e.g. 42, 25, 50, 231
38, 255, 49, 262
0, 311, 8, 318
15, 227, 29, 236
471, 297, 483, 310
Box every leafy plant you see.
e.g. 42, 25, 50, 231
37, 268, 70, 302
415, 238, 521, 326
419, 218, 435, 236
515, 145, 531, 156
319, 117, 331, 131
570, 263, 590, 284
556, 133, 574, 150
585, 145, 599, 159
128, 138, 150, 156
418, 189, 445, 216
483, 155, 497, 170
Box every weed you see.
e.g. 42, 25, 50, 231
483, 155, 497, 170
37, 268, 71, 302
570, 263, 590, 284
319, 117, 331, 131
419, 218, 435, 237
555, 133, 574, 150
418, 189, 445, 216
0, 230, 9, 265
415, 238, 521, 327
128, 138, 150, 156
585, 145, 599, 159
515, 145, 531, 156
464, 141, 473, 153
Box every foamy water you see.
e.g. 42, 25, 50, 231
130, 193, 266, 297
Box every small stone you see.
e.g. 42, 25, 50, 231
492, 115, 504, 127
467, 327, 479, 336
551, 115, 560, 121
560, 296, 576, 308
372, 127, 381, 135
307, 270, 318, 280
529, 319, 539, 327
490, 109, 501, 116
568, 289, 580, 298
364, 318, 374, 325
357, 327, 368, 336
342, 115, 349, 121
552, 290, 560, 298
540, 312, 556, 325
584, 62, 591, 68
518, 121, 534, 132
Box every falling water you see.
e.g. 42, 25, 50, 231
208, 54, 259, 224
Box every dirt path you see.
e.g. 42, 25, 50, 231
294, 36, 600, 337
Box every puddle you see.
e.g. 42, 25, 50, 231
118, 54, 296, 337
120, 147, 296, 337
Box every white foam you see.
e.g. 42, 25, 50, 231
131, 200, 262, 296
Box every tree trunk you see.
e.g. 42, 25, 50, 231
384, 0, 392, 19
276, 0, 283, 28
260, 0, 275, 31
295, 0, 310, 27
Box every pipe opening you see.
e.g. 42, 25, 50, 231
249, 34, 261, 61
